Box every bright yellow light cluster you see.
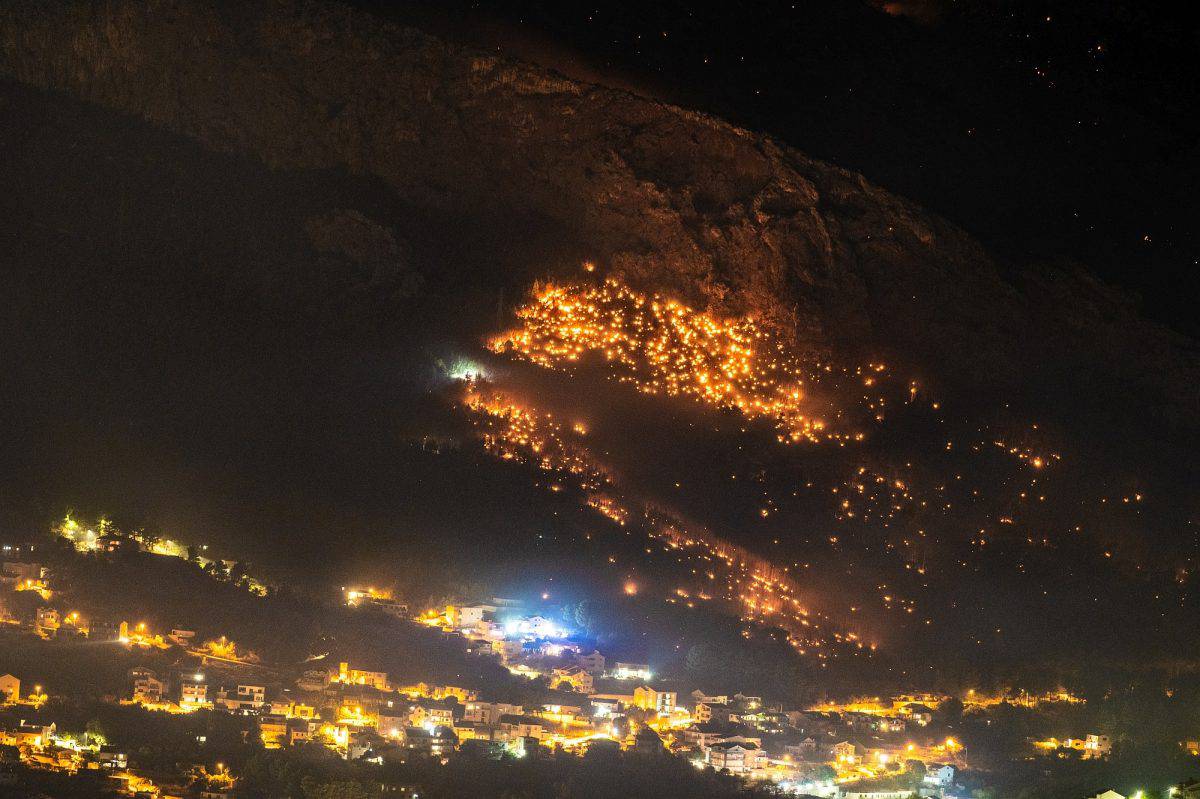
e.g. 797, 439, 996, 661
201, 635, 238, 660
490, 279, 890, 443
345, 586, 392, 606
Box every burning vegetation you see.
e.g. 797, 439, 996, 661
451, 272, 1169, 664
489, 279, 901, 445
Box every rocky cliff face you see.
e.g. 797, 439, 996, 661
1, 0, 1194, 453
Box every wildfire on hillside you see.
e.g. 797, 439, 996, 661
488, 278, 902, 444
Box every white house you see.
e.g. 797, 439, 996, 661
576, 650, 606, 674
217, 684, 265, 711
923, 763, 956, 787
681, 726, 724, 747
180, 677, 208, 707
706, 740, 767, 774
589, 698, 622, 718
456, 604, 496, 627
131, 669, 165, 704
464, 701, 524, 725
612, 662, 651, 681
168, 629, 196, 646
1084, 733, 1113, 759
707, 741, 753, 774
499, 714, 545, 740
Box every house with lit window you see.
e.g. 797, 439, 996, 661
539, 703, 583, 724
454, 604, 496, 627
216, 683, 266, 712
259, 714, 289, 748
576, 650, 606, 674
611, 662, 651, 680
552, 666, 594, 694
451, 719, 487, 741
633, 685, 676, 716
0, 675, 18, 703
683, 724, 731, 748
95, 745, 128, 770
706, 740, 766, 774
130, 667, 165, 704
694, 701, 733, 724
378, 712, 407, 739
427, 684, 475, 702
899, 702, 933, 725
464, 701, 524, 725
589, 698, 622, 719
180, 675, 208, 707
409, 704, 454, 730
34, 607, 60, 637
923, 764, 956, 787
498, 714, 545, 740
403, 725, 458, 757
1083, 734, 1112, 758
691, 691, 729, 705
0, 561, 43, 586
334, 661, 389, 691
831, 740, 860, 763
0, 721, 56, 748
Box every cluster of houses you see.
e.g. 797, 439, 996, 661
336, 599, 970, 794
0, 717, 129, 777
41, 596, 971, 795
1, 557, 987, 798
409, 599, 657, 694
109, 654, 965, 798
1033, 733, 1113, 759
0, 559, 52, 602
0, 672, 226, 796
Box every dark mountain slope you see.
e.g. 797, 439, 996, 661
1, 0, 1197, 674
1, 1, 1194, 440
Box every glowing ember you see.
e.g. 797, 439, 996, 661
490, 278, 893, 443
462, 386, 609, 490
458, 380, 863, 656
